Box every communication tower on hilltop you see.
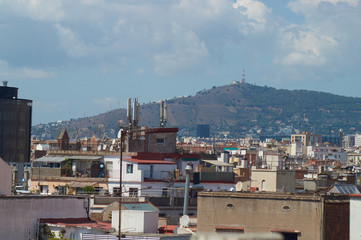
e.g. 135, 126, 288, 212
241, 69, 246, 84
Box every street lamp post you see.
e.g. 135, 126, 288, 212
183, 164, 193, 216
118, 129, 124, 240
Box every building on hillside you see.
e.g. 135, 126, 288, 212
196, 124, 210, 138
197, 192, 349, 240
0, 81, 32, 184
251, 168, 295, 193
291, 133, 321, 146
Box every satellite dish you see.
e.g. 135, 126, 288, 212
117, 129, 122, 139
112, 139, 116, 145
97, 145, 101, 151
110, 146, 114, 151
180, 215, 190, 227
103, 145, 107, 150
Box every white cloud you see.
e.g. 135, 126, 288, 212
275, 26, 338, 66
0, 60, 55, 79
2, 0, 66, 21
55, 24, 88, 58
153, 24, 209, 77
232, 0, 271, 34
288, 0, 359, 13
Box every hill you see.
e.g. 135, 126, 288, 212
32, 83, 361, 139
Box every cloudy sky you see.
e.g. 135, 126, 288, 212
1, 0, 360, 124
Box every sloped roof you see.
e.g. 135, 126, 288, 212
122, 202, 159, 212
202, 159, 233, 167
125, 159, 176, 165
33, 156, 66, 163
39, 218, 112, 231
329, 184, 360, 194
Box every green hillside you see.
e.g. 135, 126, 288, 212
32, 83, 361, 139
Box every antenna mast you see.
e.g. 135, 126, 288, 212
160, 100, 167, 127
241, 69, 246, 84
127, 98, 132, 129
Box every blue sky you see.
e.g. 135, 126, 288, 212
1, 0, 360, 124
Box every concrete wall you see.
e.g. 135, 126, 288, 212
112, 210, 158, 233
0, 158, 12, 195
276, 170, 295, 192
147, 132, 177, 154
350, 196, 361, 240
251, 169, 277, 191
197, 192, 349, 240
197, 192, 323, 240
251, 169, 295, 192
0, 196, 88, 240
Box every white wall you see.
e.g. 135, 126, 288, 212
0, 196, 88, 240
350, 196, 361, 240
112, 210, 158, 233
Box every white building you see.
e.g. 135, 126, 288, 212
306, 146, 347, 164
106, 156, 178, 197
350, 194, 361, 240
112, 202, 159, 234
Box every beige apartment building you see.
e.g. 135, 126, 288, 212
197, 192, 349, 240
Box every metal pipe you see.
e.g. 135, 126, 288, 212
118, 129, 124, 240
183, 164, 192, 216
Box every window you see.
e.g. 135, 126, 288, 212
261, 180, 266, 191
127, 164, 133, 174
215, 226, 244, 233
156, 138, 165, 144
129, 188, 138, 197
113, 187, 121, 196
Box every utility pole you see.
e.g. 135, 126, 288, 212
118, 129, 124, 240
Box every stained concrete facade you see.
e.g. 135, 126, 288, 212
0, 157, 11, 195
0, 196, 89, 239
251, 168, 295, 192
197, 192, 349, 240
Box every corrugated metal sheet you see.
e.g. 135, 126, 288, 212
82, 234, 118, 240
122, 202, 159, 212
201, 160, 233, 167
33, 156, 67, 163
69, 156, 103, 161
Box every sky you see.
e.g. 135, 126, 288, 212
1, 0, 361, 124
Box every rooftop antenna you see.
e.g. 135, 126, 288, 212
132, 98, 140, 129
2, 81, 8, 87
160, 100, 167, 127
241, 69, 246, 83
127, 98, 132, 129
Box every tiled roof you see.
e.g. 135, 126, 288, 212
39, 218, 112, 231
125, 159, 176, 165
